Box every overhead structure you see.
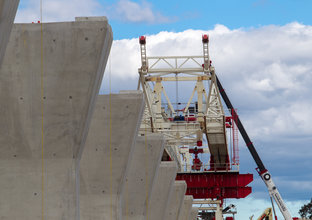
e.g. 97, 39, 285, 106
138, 35, 236, 172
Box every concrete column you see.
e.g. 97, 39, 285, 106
80, 93, 145, 220
164, 180, 187, 220
0, 0, 19, 66
147, 161, 178, 220
121, 134, 165, 220
190, 207, 199, 220
0, 18, 112, 220
178, 195, 194, 220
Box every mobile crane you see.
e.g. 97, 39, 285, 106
216, 73, 293, 220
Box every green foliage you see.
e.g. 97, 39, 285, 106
299, 199, 312, 219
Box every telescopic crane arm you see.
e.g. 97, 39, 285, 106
215, 75, 293, 220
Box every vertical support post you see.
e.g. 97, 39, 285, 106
139, 36, 148, 74
196, 80, 204, 123
202, 34, 210, 73
215, 202, 223, 220
232, 109, 239, 165
154, 79, 163, 126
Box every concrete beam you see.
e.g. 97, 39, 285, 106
0, 18, 112, 219
80, 93, 145, 220
121, 134, 165, 220
164, 180, 187, 220
0, 0, 19, 66
190, 207, 199, 220
147, 161, 178, 220
178, 195, 194, 220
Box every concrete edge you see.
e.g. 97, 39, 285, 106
75, 19, 113, 220
117, 91, 145, 220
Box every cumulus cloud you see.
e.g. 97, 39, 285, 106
103, 22, 312, 143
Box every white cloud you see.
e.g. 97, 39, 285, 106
104, 22, 312, 142
16, 0, 173, 24
113, 0, 172, 24
15, 0, 102, 22
276, 178, 312, 191
244, 101, 312, 142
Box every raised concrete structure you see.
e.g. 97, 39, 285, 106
0, 18, 112, 219
0, 0, 19, 66
80, 93, 145, 220
178, 195, 194, 220
147, 161, 178, 220
190, 207, 199, 220
164, 180, 187, 220
121, 134, 165, 220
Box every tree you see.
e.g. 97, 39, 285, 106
299, 199, 312, 219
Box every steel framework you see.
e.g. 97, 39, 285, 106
138, 35, 232, 172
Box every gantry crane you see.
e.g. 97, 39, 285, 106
138, 35, 234, 172
137, 35, 294, 220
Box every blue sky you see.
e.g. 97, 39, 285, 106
96, 0, 312, 39
17, 0, 312, 39
16, 0, 312, 218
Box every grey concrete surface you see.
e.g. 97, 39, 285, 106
147, 161, 178, 220
190, 207, 199, 220
178, 195, 193, 220
121, 134, 164, 220
0, 0, 19, 66
0, 18, 112, 219
80, 93, 145, 220
164, 180, 187, 220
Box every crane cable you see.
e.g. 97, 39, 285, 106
270, 195, 278, 220
175, 73, 178, 115
109, 51, 113, 220
40, 1, 44, 219
145, 119, 149, 219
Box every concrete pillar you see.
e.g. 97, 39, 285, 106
190, 207, 199, 220
147, 161, 178, 220
164, 180, 187, 220
178, 195, 194, 220
80, 93, 145, 220
0, 0, 19, 66
121, 134, 165, 220
0, 17, 112, 219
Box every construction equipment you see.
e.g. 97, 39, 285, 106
137, 35, 240, 172
250, 208, 273, 220
216, 76, 294, 220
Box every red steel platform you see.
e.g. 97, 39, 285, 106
176, 172, 253, 199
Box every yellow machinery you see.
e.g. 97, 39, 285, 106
251, 208, 273, 220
